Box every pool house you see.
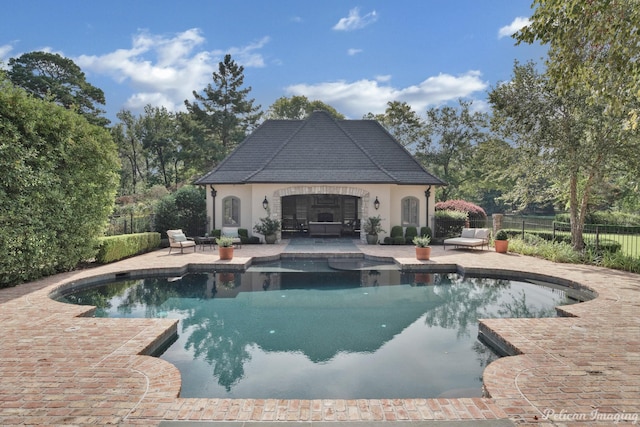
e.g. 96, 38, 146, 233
195, 110, 446, 242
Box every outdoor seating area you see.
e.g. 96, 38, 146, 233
443, 227, 490, 250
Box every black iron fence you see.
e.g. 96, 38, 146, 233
434, 215, 640, 259
105, 214, 155, 236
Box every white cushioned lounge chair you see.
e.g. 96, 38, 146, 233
167, 229, 196, 254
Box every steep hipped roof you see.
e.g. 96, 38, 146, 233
195, 110, 446, 186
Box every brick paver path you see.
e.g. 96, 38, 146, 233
1, 241, 638, 426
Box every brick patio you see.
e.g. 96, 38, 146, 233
1, 240, 639, 426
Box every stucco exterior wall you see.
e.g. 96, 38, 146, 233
204, 183, 437, 242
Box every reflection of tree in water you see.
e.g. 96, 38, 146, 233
63, 272, 567, 395
60, 280, 133, 312
497, 290, 559, 318
181, 311, 251, 391
423, 274, 510, 338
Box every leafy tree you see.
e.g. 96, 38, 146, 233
174, 111, 221, 176
489, 61, 640, 250
516, 0, 640, 123
0, 76, 119, 287
417, 99, 489, 201
364, 101, 425, 150
112, 109, 146, 194
140, 105, 182, 188
154, 186, 206, 237
185, 54, 262, 154
265, 95, 344, 120
464, 138, 518, 214
7, 51, 109, 126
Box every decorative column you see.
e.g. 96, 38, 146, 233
493, 213, 503, 237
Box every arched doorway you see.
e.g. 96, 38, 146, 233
271, 186, 371, 241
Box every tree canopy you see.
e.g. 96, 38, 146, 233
364, 101, 425, 149
265, 96, 344, 120
185, 54, 262, 153
516, 0, 640, 122
7, 51, 109, 127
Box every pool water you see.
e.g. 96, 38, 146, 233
57, 259, 576, 399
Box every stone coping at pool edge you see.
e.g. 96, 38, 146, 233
1, 241, 639, 426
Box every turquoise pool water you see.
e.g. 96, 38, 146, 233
57, 259, 577, 399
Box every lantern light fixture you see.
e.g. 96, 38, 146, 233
374, 196, 380, 210
262, 196, 269, 210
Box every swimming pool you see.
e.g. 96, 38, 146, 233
56, 258, 585, 399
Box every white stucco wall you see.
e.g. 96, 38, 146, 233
203, 183, 438, 242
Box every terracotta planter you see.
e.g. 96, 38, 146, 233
264, 234, 277, 244
494, 240, 509, 253
415, 246, 431, 260
366, 234, 378, 245
218, 246, 234, 260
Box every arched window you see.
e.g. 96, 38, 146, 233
401, 197, 419, 227
222, 196, 240, 226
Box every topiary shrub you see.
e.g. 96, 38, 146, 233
420, 226, 433, 239
393, 236, 405, 245
404, 226, 418, 244
390, 226, 403, 238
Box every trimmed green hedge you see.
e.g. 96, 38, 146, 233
510, 230, 622, 254
95, 232, 161, 264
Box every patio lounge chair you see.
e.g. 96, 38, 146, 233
221, 227, 242, 248
443, 228, 490, 250
167, 229, 196, 254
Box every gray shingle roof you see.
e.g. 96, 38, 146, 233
195, 110, 446, 186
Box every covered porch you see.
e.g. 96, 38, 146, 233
280, 194, 362, 237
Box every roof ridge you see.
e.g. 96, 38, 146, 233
241, 118, 306, 182
333, 116, 399, 181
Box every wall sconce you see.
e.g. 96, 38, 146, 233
374, 196, 380, 210
262, 196, 269, 210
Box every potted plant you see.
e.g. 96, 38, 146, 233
494, 229, 509, 253
217, 236, 235, 260
413, 235, 432, 260
363, 215, 385, 245
253, 214, 281, 244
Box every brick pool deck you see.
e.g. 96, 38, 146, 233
1, 240, 639, 426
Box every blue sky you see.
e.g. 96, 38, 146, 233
1, 1, 545, 121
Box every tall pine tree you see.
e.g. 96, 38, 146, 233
185, 54, 262, 156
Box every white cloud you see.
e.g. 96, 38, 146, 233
0, 43, 14, 61
286, 71, 487, 118
347, 48, 363, 56
498, 17, 531, 39
375, 75, 392, 83
74, 28, 269, 113
333, 8, 378, 31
